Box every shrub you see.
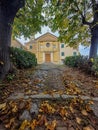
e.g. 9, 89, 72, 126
64, 55, 82, 67
10, 47, 37, 69
64, 55, 98, 76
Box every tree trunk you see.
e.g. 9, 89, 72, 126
0, 14, 13, 80
89, 21, 98, 58
0, 0, 25, 80
89, 35, 98, 58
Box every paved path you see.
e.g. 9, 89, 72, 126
1, 63, 98, 130
8, 63, 98, 117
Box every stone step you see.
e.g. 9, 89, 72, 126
8, 92, 98, 101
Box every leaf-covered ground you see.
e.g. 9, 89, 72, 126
0, 64, 98, 130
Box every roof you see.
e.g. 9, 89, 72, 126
35, 32, 58, 42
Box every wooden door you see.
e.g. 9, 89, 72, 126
45, 53, 51, 62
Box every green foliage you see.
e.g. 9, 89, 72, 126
64, 55, 98, 76
64, 55, 82, 67
13, 0, 46, 38
45, 0, 93, 47
10, 47, 37, 69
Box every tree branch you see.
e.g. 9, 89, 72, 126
91, 0, 96, 15
74, 1, 92, 26
82, 16, 92, 26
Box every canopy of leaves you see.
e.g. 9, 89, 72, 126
12, 0, 98, 47
12, 0, 46, 38
44, 0, 95, 47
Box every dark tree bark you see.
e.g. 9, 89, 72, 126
89, 3, 98, 58
0, 0, 25, 80
82, 2, 98, 58
89, 25, 98, 58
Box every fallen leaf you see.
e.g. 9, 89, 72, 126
19, 120, 30, 130
12, 105, 18, 113
5, 118, 15, 128
83, 125, 95, 130
81, 109, 88, 116
30, 119, 38, 130
76, 117, 81, 124
59, 107, 68, 118
38, 115, 47, 126
45, 120, 57, 130
0, 103, 6, 110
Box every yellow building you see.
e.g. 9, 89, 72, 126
25, 32, 79, 64
11, 39, 26, 50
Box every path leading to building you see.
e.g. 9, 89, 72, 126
0, 63, 98, 130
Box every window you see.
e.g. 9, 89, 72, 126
61, 52, 65, 56
61, 44, 64, 48
30, 45, 32, 49
73, 52, 77, 56
46, 43, 50, 47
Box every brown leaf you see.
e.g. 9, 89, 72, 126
45, 120, 57, 130
12, 105, 18, 113
76, 117, 81, 124
5, 118, 15, 128
81, 109, 88, 116
38, 115, 47, 126
0, 103, 6, 110
59, 107, 68, 118
30, 119, 38, 130
83, 125, 95, 130
19, 120, 30, 130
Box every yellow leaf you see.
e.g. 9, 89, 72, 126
59, 107, 68, 118
85, 105, 91, 112
69, 106, 75, 113
19, 120, 30, 130
40, 102, 55, 114
0, 103, 6, 110
83, 125, 94, 130
76, 117, 81, 124
88, 100, 94, 105
81, 109, 88, 116
45, 120, 57, 130
12, 105, 18, 112
30, 119, 38, 130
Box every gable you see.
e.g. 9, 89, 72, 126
11, 39, 22, 47
36, 32, 58, 42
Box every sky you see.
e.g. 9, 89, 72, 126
17, 26, 59, 44
17, 26, 90, 56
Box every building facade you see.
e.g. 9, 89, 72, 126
25, 32, 79, 64
11, 39, 26, 50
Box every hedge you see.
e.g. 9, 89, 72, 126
10, 47, 37, 69
64, 55, 98, 76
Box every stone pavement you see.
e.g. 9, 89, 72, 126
1, 63, 98, 130
8, 63, 98, 117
